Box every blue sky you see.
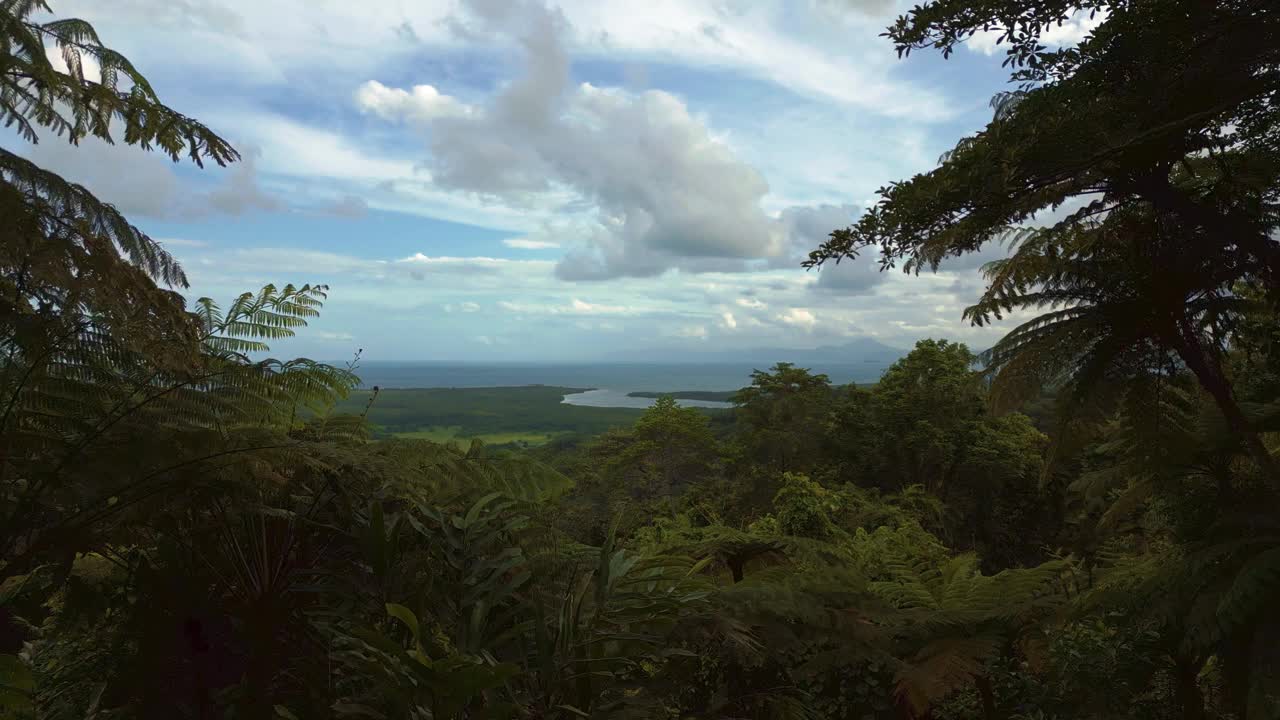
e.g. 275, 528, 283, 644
14, 0, 1102, 362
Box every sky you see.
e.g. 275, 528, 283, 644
13, 0, 1102, 362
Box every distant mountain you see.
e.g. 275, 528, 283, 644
602, 338, 906, 368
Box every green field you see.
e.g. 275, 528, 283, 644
391, 427, 563, 445
334, 385, 662, 444
626, 389, 739, 402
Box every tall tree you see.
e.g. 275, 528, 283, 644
806, 0, 1280, 480
733, 362, 834, 472
964, 210, 1279, 480
863, 340, 986, 493
0, 1, 247, 580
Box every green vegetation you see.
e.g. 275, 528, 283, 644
391, 427, 560, 445
333, 386, 653, 441
627, 390, 739, 402
2, 2, 1280, 720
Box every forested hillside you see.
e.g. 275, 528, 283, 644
1, 1, 1278, 719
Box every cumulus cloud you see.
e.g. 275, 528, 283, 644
777, 307, 817, 330
812, 253, 886, 295
504, 238, 561, 249
360, 0, 785, 280
720, 311, 738, 329
355, 80, 474, 122
777, 203, 858, 261
773, 203, 890, 295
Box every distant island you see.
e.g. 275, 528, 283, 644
627, 390, 739, 402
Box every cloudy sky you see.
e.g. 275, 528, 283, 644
15, 0, 1100, 361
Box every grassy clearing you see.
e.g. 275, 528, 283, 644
335, 386, 650, 438
392, 426, 560, 445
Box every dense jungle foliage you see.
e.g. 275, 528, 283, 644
2, 0, 1279, 718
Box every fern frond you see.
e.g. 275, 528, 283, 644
0, 3, 238, 167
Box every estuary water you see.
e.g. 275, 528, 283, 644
350, 361, 887, 409
559, 388, 733, 409
353, 361, 882, 391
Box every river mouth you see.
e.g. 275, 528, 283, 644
561, 388, 733, 409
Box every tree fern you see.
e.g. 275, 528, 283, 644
0, 1, 238, 289
0, 1, 237, 166
871, 552, 1069, 716
964, 207, 1277, 481
1, 279, 358, 583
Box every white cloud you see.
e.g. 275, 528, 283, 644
197, 110, 557, 230
56, 0, 952, 119
398, 253, 552, 267
777, 307, 817, 330
43, 0, 978, 279
498, 297, 634, 315
318, 331, 356, 342
362, 0, 786, 280
1041, 10, 1108, 46
225, 112, 420, 183
395, 253, 555, 281
558, 0, 951, 120
355, 80, 474, 122
45, 46, 102, 83
36, 0, 1040, 360
504, 238, 561, 249
570, 298, 629, 314
176, 242, 1027, 360
965, 30, 1004, 56
966, 9, 1107, 56
159, 237, 208, 248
